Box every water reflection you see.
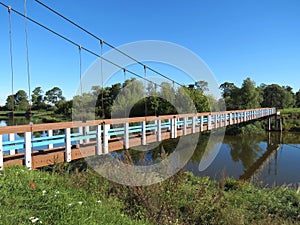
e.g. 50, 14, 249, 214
187, 132, 300, 186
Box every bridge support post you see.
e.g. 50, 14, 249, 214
48, 130, 54, 149
65, 128, 71, 163
124, 122, 129, 149
200, 116, 204, 132
192, 116, 196, 133
268, 117, 272, 131
0, 135, 3, 170
25, 132, 32, 169
96, 125, 102, 155
157, 119, 161, 141
208, 115, 212, 130
141, 121, 146, 145
103, 123, 109, 154
9, 133, 16, 155
183, 117, 187, 135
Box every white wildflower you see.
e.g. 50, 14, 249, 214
78, 201, 83, 205
42, 190, 46, 195
68, 203, 72, 206
29, 217, 39, 223
55, 191, 60, 194
96, 200, 102, 203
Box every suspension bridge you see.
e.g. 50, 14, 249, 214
0, 108, 276, 169
0, 2, 277, 170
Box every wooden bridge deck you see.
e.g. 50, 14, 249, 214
0, 108, 276, 169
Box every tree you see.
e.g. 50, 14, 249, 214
219, 82, 240, 110
12, 90, 30, 111
262, 84, 295, 109
31, 87, 46, 110
5, 94, 15, 111
296, 90, 300, 108
239, 78, 262, 109
44, 87, 65, 105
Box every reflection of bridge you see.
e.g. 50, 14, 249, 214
239, 133, 281, 182
0, 108, 276, 169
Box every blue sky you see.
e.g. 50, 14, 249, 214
0, 0, 300, 105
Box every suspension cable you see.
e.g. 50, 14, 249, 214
7, 6, 14, 123
0, 2, 163, 90
33, 0, 185, 88
24, 0, 32, 118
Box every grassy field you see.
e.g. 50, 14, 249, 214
0, 163, 299, 225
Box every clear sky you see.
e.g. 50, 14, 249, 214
0, 0, 300, 105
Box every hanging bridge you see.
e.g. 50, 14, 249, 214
0, 108, 276, 169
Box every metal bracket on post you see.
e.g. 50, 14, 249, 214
65, 128, 71, 163
124, 122, 129, 149
157, 119, 161, 141
141, 121, 146, 145
96, 124, 102, 155
24, 132, 32, 169
103, 123, 109, 154
0, 135, 3, 170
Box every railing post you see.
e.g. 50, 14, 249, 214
9, 133, 16, 155
229, 113, 232, 125
0, 135, 3, 170
171, 117, 177, 138
141, 121, 146, 145
103, 123, 109, 154
124, 122, 129, 149
183, 117, 187, 135
208, 115, 212, 130
219, 114, 223, 127
200, 116, 204, 132
215, 115, 218, 129
84, 126, 90, 143
65, 128, 71, 163
157, 119, 162, 141
24, 132, 32, 169
192, 116, 196, 133
48, 130, 53, 149
96, 125, 102, 155
244, 111, 247, 122
78, 127, 83, 144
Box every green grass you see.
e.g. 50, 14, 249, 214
1, 162, 299, 225
280, 108, 300, 114
0, 166, 151, 225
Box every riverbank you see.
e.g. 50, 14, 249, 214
280, 108, 300, 132
1, 164, 299, 225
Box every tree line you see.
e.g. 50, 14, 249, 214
1, 77, 300, 119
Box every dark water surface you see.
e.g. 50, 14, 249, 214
186, 132, 300, 187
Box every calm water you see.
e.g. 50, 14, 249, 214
1, 118, 300, 186
186, 132, 300, 187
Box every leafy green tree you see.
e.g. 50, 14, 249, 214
262, 84, 295, 109
31, 87, 47, 110
5, 95, 15, 111
240, 78, 262, 109
219, 82, 241, 110
13, 90, 30, 111
296, 90, 300, 108
44, 87, 65, 105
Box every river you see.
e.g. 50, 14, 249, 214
1, 118, 300, 187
